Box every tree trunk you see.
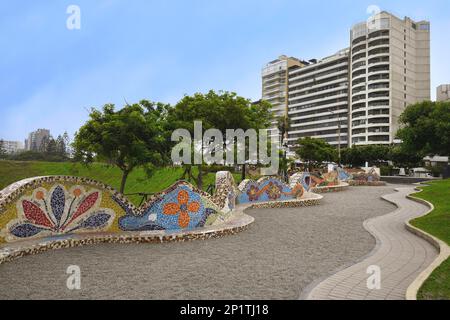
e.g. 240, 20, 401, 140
197, 165, 203, 190
241, 164, 246, 181
120, 170, 130, 194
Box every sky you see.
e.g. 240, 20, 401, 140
1, 0, 449, 142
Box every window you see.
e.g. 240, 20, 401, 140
419, 23, 430, 31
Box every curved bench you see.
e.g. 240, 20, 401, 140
0, 173, 323, 264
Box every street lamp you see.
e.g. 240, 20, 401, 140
329, 109, 342, 166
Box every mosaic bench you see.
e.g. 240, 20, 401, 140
0, 172, 323, 264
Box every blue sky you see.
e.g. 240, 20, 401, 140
1, 0, 449, 142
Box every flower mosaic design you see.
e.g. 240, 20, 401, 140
163, 189, 201, 228
117, 183, 219, 231
246, 185, 260, 202
6, 185, 114, 239
266, 181, 283, 200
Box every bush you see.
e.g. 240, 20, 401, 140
8, 151, 69, 162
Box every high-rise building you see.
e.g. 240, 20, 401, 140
287, 49, 350, 148
26, 129, 50, 151
437, 84, 450, 102
349, 11, 430, 146
261, 11, 431, 148
261, 55, 306, 138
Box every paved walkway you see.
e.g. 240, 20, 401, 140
0, 186, 396, 300
304, 187, 438, 300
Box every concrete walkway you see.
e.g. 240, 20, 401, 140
304, 187, 438, 300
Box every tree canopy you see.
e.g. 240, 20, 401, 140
167, 90, 273, 188
295, 137, 337, 169
73, 101, 170, 193
397, 101, 450, 156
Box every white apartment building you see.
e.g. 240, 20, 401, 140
437, 84, 450, 102
349, 11, 430, 146
25, 129, 50, 151
1, 140, 24, 154
262, 11, 431, 148
287, 49, 350, 147
262, 55, 305, 138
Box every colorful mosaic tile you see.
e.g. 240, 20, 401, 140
0, 178, 123, 243
117, 182, 222, 231
237, 177, 305, 204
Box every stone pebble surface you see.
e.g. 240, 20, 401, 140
0, 186, 398, 300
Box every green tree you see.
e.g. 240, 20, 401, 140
73, 101, 170, 193
389, 145, 422, 169
0, 140, 7, 159
295, 137, 337, 170
168, 90, 272, 188
397, 101, 450, 156
341, 145, 391, 167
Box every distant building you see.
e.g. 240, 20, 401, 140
437, 84, 450, 102
1, 140, 24, 154
423, 155, 449, 167
262, 55, 307, 139
25, 129, 50, 151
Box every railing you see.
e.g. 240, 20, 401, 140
124, 192, 155, 207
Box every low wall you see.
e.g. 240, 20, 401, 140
381, 176, 437, 185
0, 172, 323, 263
237, 177, 306, 205
0, 176, 232, 245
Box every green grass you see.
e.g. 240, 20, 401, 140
0, 160, 241, 206
410, 179, 450, 300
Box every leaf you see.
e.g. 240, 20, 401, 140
22, 200, 54, 228
51, 186, 65, 224
10, 224, 45, 238
64, 192, 99, 228
196, 208, 216, 228
78, 212, 111, 229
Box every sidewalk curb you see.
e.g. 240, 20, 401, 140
404, 186, 450, 300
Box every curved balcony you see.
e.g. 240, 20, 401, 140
368, 48, 389, 56
368, 88, 390, 96
352, 84, 366, 95
368, 74, 389, 82
368, 70, 390, 78
351, 114, 367, 122
351, 131, 367, 138
368, 38, 389, 47
352, 44, 367, 55
367, 61, 389, 70
352, 35, 367, 46
368, 30, 389, 39
352, 62, 366, 71
352, 73, 367, 84
352, 94, 366, 103
367, 135, 391, 143
352, 52, 367, 63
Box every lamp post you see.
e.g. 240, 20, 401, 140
329, 109, 342, 166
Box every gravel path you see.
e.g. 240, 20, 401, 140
0, 186, 398, 300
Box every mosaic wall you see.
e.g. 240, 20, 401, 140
351, 167, 381, 183
289, 172, 336, 191
0, 177, 127, 243
212, 171, 238, 213
117, 181, 224, 231
0, 177, 227, 244
237, 177, 305, 204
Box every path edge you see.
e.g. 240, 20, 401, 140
403, 185, 450, 300
299, 187, 398, 300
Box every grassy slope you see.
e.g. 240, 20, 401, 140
411, 179, 450, 300
0, 160, 238, 206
